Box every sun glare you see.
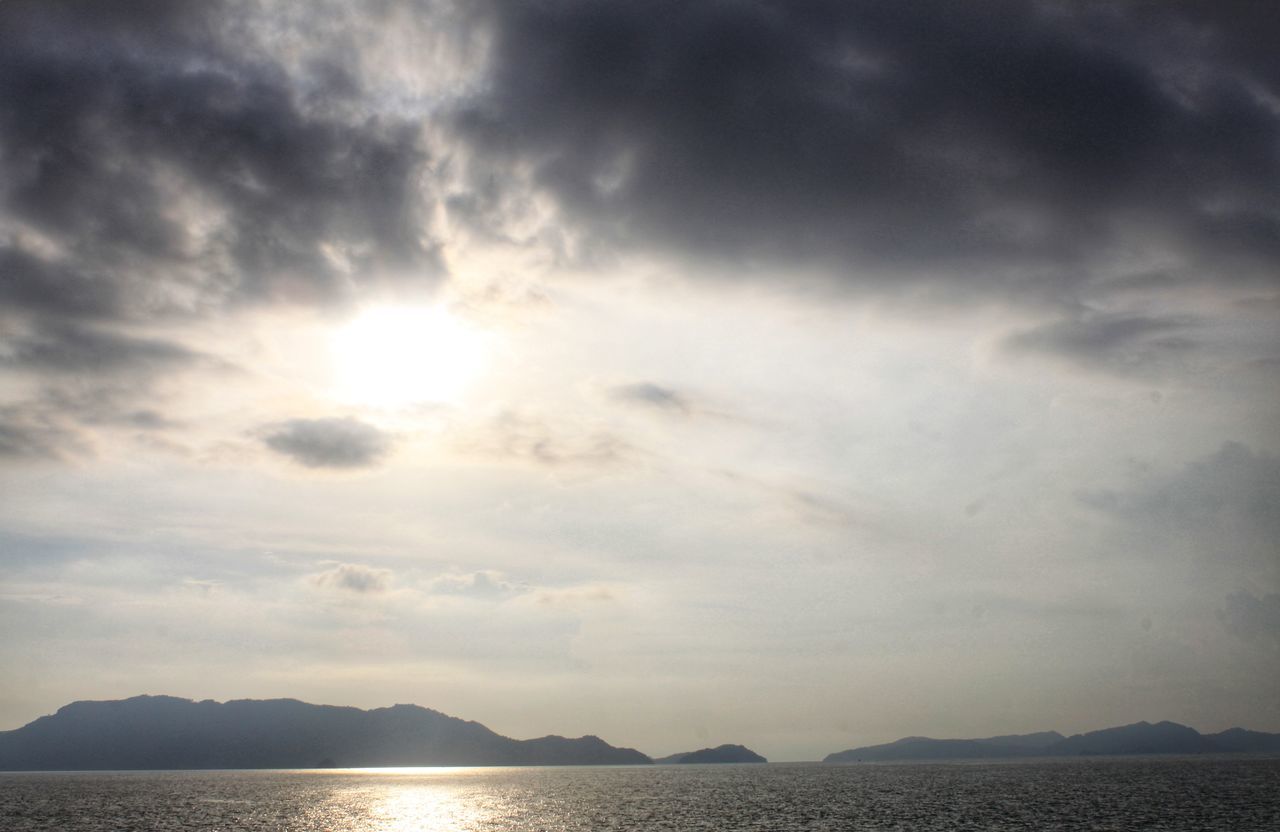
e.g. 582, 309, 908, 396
332, 306, 486, 407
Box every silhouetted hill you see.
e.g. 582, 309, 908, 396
825, 721, 1280, 762
1206, 728, 1280, 753
0, 695, 651, 770
654, 744, 767, 764
824, 732, 1057, 763
980, 731, 1064, 749
1052, 721, 1213, 756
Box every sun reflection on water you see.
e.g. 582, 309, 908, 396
2, 762, 1277, 831
326, 768, 507, 832
368, 786, 479, 831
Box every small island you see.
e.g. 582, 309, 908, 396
824, 721, 1280, 763
654, 744, 767, 764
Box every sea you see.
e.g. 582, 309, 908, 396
2, 756, 1278, 831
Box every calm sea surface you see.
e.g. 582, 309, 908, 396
3, 757, 1278, 831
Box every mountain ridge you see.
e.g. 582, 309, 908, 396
824, 720, 1280, 763
0, 695, 651, 770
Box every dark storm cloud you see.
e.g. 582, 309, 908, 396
1003, 312, 1196, 375
3, 0, 1276, 328
262, 417, 392, 469
452, 0, 1280, 297
0, 0, 440, 327
4, 0, 1274, 340
608, 382, 693, 415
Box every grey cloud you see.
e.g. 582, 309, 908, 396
534, 585, 616, 607
608, 382, 693, 415
0, 405, 86, 462
929, 592, 1126, 624
449, 0, 1279, 300
1074, 488, 1120, 513
461, 410, 633, 468
1, 323, 205, 376
38, 386, 181, 431
0, 333, 194, 462
1077, 441, 1280, 576
786, 488, 862, 530
1102, 442, 1279, 534
0, 249, 129, 322
0, 381, 183, 464
262, 417, 392, 469
311, 563, 392, 594
715, 468, 870, 531
429, 570, 525, 599
1219, 591, 1280, 645
111, 411, 174, 431
1003, 312, 1196, 375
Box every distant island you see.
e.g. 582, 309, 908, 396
5, 697, 1276, 770
824, 721, 1280, 763
654, 744, 767, 764
0, 695, 651, 770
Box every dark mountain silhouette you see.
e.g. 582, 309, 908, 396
824, 731, 1061, 763
1205, 728, 1280, 753
0, 695, 651, 770
825, 721, 1280, 763
653, 744, 767, 764
1051, 721, 1214, 756
978, 731, 1065, 749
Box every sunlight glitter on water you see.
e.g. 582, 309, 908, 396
330, 767, 489, 776
367, 785, 496, 832
2, 758, 1279, 831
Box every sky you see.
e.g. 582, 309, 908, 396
0, 0, 1277, 762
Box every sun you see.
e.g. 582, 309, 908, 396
331, 305, 487, 407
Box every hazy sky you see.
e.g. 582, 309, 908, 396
1, 0, 1277, 761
